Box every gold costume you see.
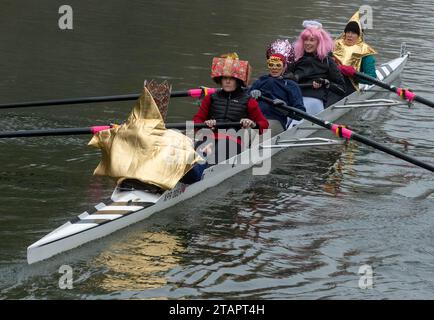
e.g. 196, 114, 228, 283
333, 11, 377, 73
88, 86, 201, 190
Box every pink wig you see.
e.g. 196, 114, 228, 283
294, 27, 334, 61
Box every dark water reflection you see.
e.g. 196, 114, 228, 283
0, 0, 433, 299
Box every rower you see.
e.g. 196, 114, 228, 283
181, 53, 269, 184
249, 39, 306, 134
329, 11, 378, 106
287, 21, 346, 114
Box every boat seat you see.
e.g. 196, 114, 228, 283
118, 179, 163, 193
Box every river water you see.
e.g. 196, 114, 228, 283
0, 0, 433, 299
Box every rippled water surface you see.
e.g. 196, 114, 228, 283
0, 0, 433, 299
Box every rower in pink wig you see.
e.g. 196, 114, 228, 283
289, 20, 345, 116
293, 25, 334, 61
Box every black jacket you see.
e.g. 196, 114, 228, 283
208, 87, 249, 122
287, 52, 345, 103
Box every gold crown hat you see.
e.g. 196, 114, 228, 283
210, 53, 252, 86
333, 11, 377, 71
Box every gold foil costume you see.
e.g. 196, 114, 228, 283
333, 11, 377, 72
88, 86, 201, 190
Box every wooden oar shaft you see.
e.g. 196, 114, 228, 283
0, 122, 242, 139
355, 71, 434, 109
260, 96, 434, 172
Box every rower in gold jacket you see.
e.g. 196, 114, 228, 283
332, 11, 378, 100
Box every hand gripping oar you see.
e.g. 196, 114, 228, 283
340, 66, 434, 109
260, 96, 434, 172
0, 87, 219, 110
0, 122, 242, 139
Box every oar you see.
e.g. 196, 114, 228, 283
0, 87, 219, 110
260, 96, 434, 172
298, 83, 314, 88
0, 122, 242, 139
343, 68, 434, 109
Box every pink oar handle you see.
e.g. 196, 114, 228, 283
188, 88, 217, 98
91, 125, 112, 134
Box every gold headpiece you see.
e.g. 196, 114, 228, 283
220, 52, 239, 60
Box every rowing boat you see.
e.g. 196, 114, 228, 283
27, 50, 410, 264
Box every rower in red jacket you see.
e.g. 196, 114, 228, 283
182, 53, 269, 184
193, 53, 268, 162
193, 53, 269, 134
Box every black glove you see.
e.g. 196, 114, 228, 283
313, 78, 330, 88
